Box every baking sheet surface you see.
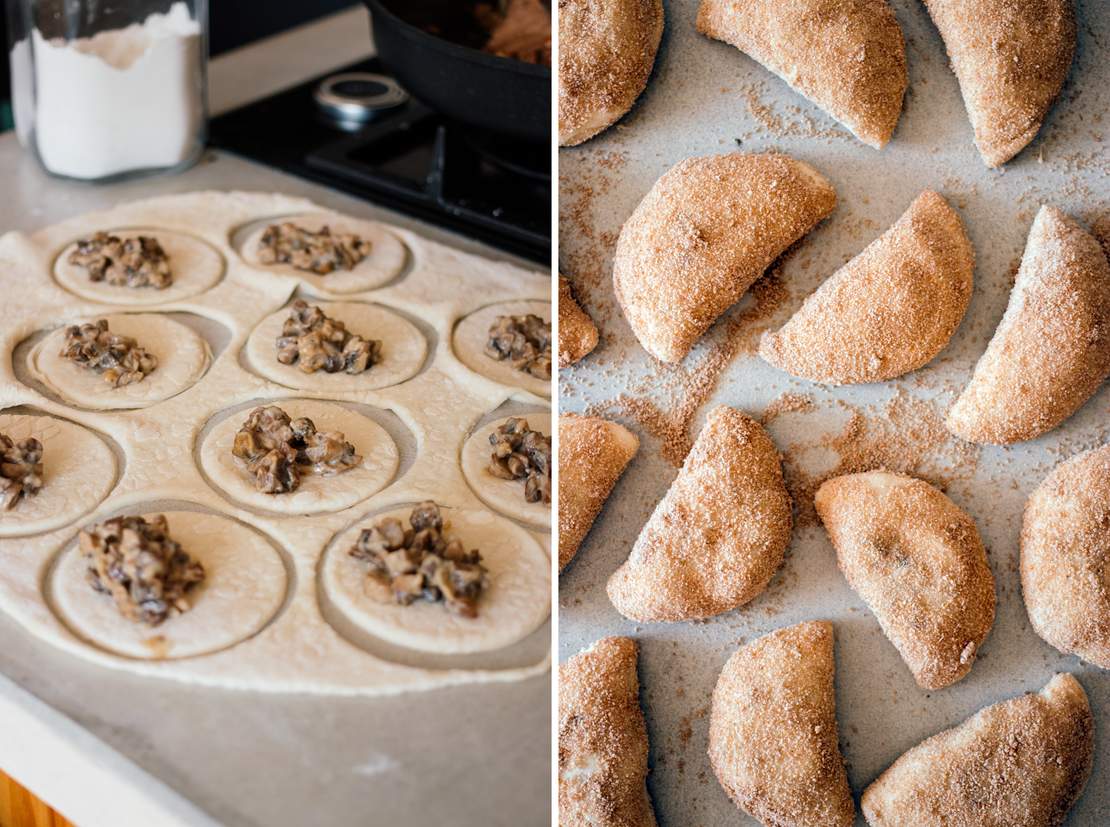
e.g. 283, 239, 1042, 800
558, 1, 1110, 824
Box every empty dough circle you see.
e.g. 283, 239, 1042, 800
245, 301, 427, 392
323, 506, 550, 654
240, 213, 406, 293
51, 511, 287, 660
28, 314, 211, 410
453, 300, 551, 398
461, 412, 551, 529
53, 229, 224, 306
200, 399, 399, 515
0, 413, 116, 538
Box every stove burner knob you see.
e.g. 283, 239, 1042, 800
313, 72, 409, 128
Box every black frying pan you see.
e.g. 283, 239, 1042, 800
364, 0, 550, 144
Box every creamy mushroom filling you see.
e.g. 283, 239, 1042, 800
68, 232, 173, 289
485, 313, 551, 379
487, 417, 551, 504
349, 502, 489, 618
60, 319, 158, 387
256, 222, 372, 274
0, 433, 43, 510
231, 405, 361, 494
275, 299, 382, 374
80, 514, 205, 626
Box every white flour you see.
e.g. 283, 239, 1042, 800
22, 2, 203, 179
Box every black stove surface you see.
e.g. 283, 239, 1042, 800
209, 58, 551, 264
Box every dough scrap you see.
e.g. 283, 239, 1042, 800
558, 276, 598, 368
862, 673, 1094, 827
614, 153, 836, 363
709, 621, 854, 827
815, 470, 995, 689
323, 507, 550, 654
697, 0, 906, 148
453, 299, 551, 399
461, 411, 551, 529
760, 190, 973, 384
946, 206, 1110, 445
558, 636, 657, 827
607, 406, 792, 622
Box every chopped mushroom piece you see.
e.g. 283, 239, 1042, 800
68, 232, 173, 289
487, 417, 551, 504
349, 502, 489, 617
0, 433, 43, 510
79, 514, 205, 625
256, 222, 372, 274
231, 405, 361, 494
485, 313, 552, 379
275, 299, 382, 374
60, 319, 158, 387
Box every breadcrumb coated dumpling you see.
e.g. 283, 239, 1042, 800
558, 276, 599, 368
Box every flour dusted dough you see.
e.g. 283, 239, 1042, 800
461, 412, 551, 529
453, 300, 551, 398
0, 414, 115, 538
53, 229, 224, 305
29, 313, 211, 410
244, 301, 426, 392
241, 212, 406, 292
52, 511, 287, 659
200, 399, 399, 514
323, 507, 550, 654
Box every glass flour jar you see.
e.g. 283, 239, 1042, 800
6, 0, 208, 181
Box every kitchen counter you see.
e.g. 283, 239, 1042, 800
0, 8, 550, 827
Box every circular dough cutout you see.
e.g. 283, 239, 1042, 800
0, 413, 116, 537
461, 412, 551, 529
240, 213, 406, 293
245, 301, 426, 392
51, 511, 287, 659
28, 314, 211, 410
200, 399, 399, 514
54, 229, 224, 306
453, 300, 551, 398
323, 506, 550, 654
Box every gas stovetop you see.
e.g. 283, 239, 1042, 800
209, 58, 550, 264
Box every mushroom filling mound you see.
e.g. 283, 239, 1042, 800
231, 405, 361, 495
257, 222, 373, 275
487, 417, 551, 504
60, 319, 158, 387
485, 313, 552, 379
276, 299, 383, 375
0, 433, 43, 510
68, 231, 173, 289
349, 502, 489, 618
80, 514, 205, 626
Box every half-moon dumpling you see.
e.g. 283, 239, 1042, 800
947, 206, 1110, 445
815, 471, 995, 689
607, 405, 792, 621
922, 0, 1076, 167
559, 415, 639, 572
709, 621, 855, 827
559, 276, 599, 367
862, 673, 1094, 826
614, 152, 836, 363
559, 636, 658, 827
1022, 444, 1110, 669
759, 190, 973, 384
697, 0, 907, 148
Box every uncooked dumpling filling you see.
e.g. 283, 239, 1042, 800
68, 232, 173, 289
60, 319, 158, 386
485, 314, 551, 379
80, 514, 205, 625
487, 417, 551, 504
0, 433, 43, 509
275, 299, 382, 374
232, 405, 361, 494
256, 222, 372, 274
349, 502, 489, 617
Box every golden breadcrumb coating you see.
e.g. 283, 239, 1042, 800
559, 275, 600, 368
